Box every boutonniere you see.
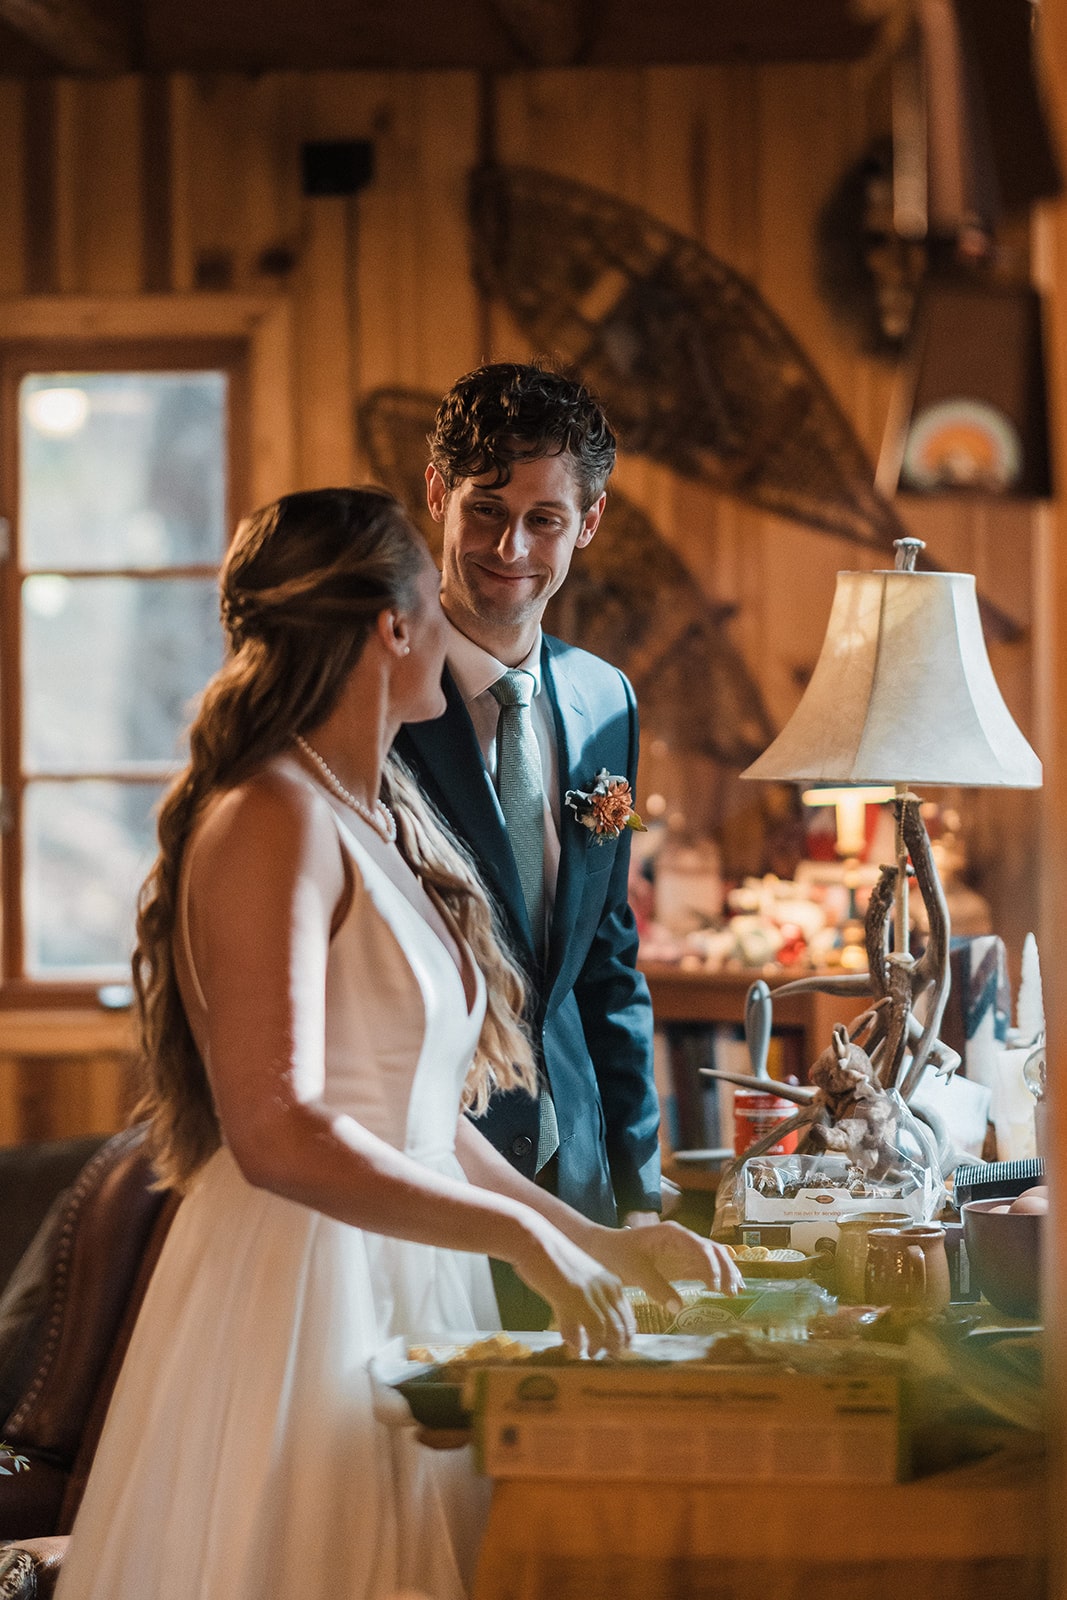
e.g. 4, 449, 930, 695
564, 769, 647, 845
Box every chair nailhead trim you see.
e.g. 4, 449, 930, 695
6, 1128, 143, 1436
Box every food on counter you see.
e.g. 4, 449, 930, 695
407, 1333, 535, 1365
724, 1243, 806, 1264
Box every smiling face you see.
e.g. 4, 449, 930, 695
428, 452, 604, 664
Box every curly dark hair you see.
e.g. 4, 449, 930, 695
428, 362, 617, 510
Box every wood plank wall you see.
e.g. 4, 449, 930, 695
0, 61, 1042, 1143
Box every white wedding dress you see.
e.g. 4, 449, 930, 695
56, 768, 499, 1600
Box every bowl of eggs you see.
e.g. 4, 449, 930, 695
961, 1186, 1047, 1320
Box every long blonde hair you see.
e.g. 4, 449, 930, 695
132, 487, 534, 1191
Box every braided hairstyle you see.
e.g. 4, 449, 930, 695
132, 487, 534, 1190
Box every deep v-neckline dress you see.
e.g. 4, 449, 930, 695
56, 764, 497, 1600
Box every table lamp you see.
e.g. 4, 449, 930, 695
741, 535, 1041, 1102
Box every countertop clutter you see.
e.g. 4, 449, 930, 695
385, 1162, 1047, 1600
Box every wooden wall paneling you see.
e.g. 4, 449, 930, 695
0, 1062, 17, 1143
305, 72, 378, 479
168, 72, 305, 290
840, 57, 898, 461
244, 75, 303, 279
633, 68, 737, 591
231, 295, 298, 511
51, 78, 84, 292
689, 65, 772, 783
751, 54, 889, 697
494, 68, 619, 194
712, 64, 764, 287
166, 75, 198, 291
180, 74, 273, 290
755, 62, 864, 423
22, 79, 59, 293
343, 69, 480, 411
76, 76, 144, 292
349, 72, 424, 394
377, 71, 435, 387
139, 75, 174, 291
0, 1009, 135, 1143
407, 71, 483, 391
0, 84, 26, 295
294, 191, 356, 490
488, 67, 654, 364
903, 497, 983, 574
639, 63, 700, 238
0, 1054, 129, 1143
306, 69, 379, 422
247, 73, 354, 491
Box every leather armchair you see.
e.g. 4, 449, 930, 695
0, 1127, 179, 1598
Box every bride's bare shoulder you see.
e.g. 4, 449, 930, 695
191, 759, 341, 877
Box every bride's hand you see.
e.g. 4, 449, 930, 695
511, 1219, 637, 1357
592, 1221, 745, 1310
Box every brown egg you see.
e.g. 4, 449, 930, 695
989, 1203, 1012, 1214
1009, 1192, 1049, 1215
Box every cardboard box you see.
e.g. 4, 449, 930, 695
474, 1364, 903, 1483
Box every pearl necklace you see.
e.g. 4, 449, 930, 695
294, 736, 398, 845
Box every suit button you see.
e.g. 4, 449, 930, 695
511, 1135, 534, 1159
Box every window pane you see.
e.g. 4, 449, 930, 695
24, 781, 162, 973
20, 372, 228, 569
23, 576, 221, 770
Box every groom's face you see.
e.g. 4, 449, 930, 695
428, 451, 604, 657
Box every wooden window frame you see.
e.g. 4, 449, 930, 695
0, 294, 294, 1010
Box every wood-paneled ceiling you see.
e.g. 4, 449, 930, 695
0, 0, 881, 76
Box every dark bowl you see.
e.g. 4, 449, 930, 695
961, 1198, 1044, 1320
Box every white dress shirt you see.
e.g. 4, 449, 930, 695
445, 620, 561, 922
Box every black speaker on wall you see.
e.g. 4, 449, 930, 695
877, 277, 1052, 499
301, 141, 375, 198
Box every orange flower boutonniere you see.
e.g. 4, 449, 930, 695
564, 769, 647, 845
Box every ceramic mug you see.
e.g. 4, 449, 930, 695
864, 1224, 951, 1313
833, 1210, 912, 1303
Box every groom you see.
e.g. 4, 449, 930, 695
395, 364, 661, 1321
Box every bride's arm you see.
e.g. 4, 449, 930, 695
185, 772, 634, 1352
454, 1117, 744, 1304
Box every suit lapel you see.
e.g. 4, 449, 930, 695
543, 639, 593, 993
398, 670, 535, 957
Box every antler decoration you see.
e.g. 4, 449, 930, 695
706, 793, 958, 1190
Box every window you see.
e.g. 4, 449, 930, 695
1, 340, 247, 1002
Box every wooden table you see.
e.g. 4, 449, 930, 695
473, 1447, 1046, 1600
641, 962, 863, 1081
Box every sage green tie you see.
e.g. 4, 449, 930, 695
489, 669, 559, 1170
489, 669, 545, 948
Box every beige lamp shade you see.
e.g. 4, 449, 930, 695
743, 568, 1042, 789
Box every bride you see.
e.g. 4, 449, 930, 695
55, 487, 740, 1600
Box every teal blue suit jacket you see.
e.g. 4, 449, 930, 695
395, 635, 660, 1226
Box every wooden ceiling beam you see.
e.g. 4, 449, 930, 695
0, 0, 131, 72
486, 0, 599, 66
